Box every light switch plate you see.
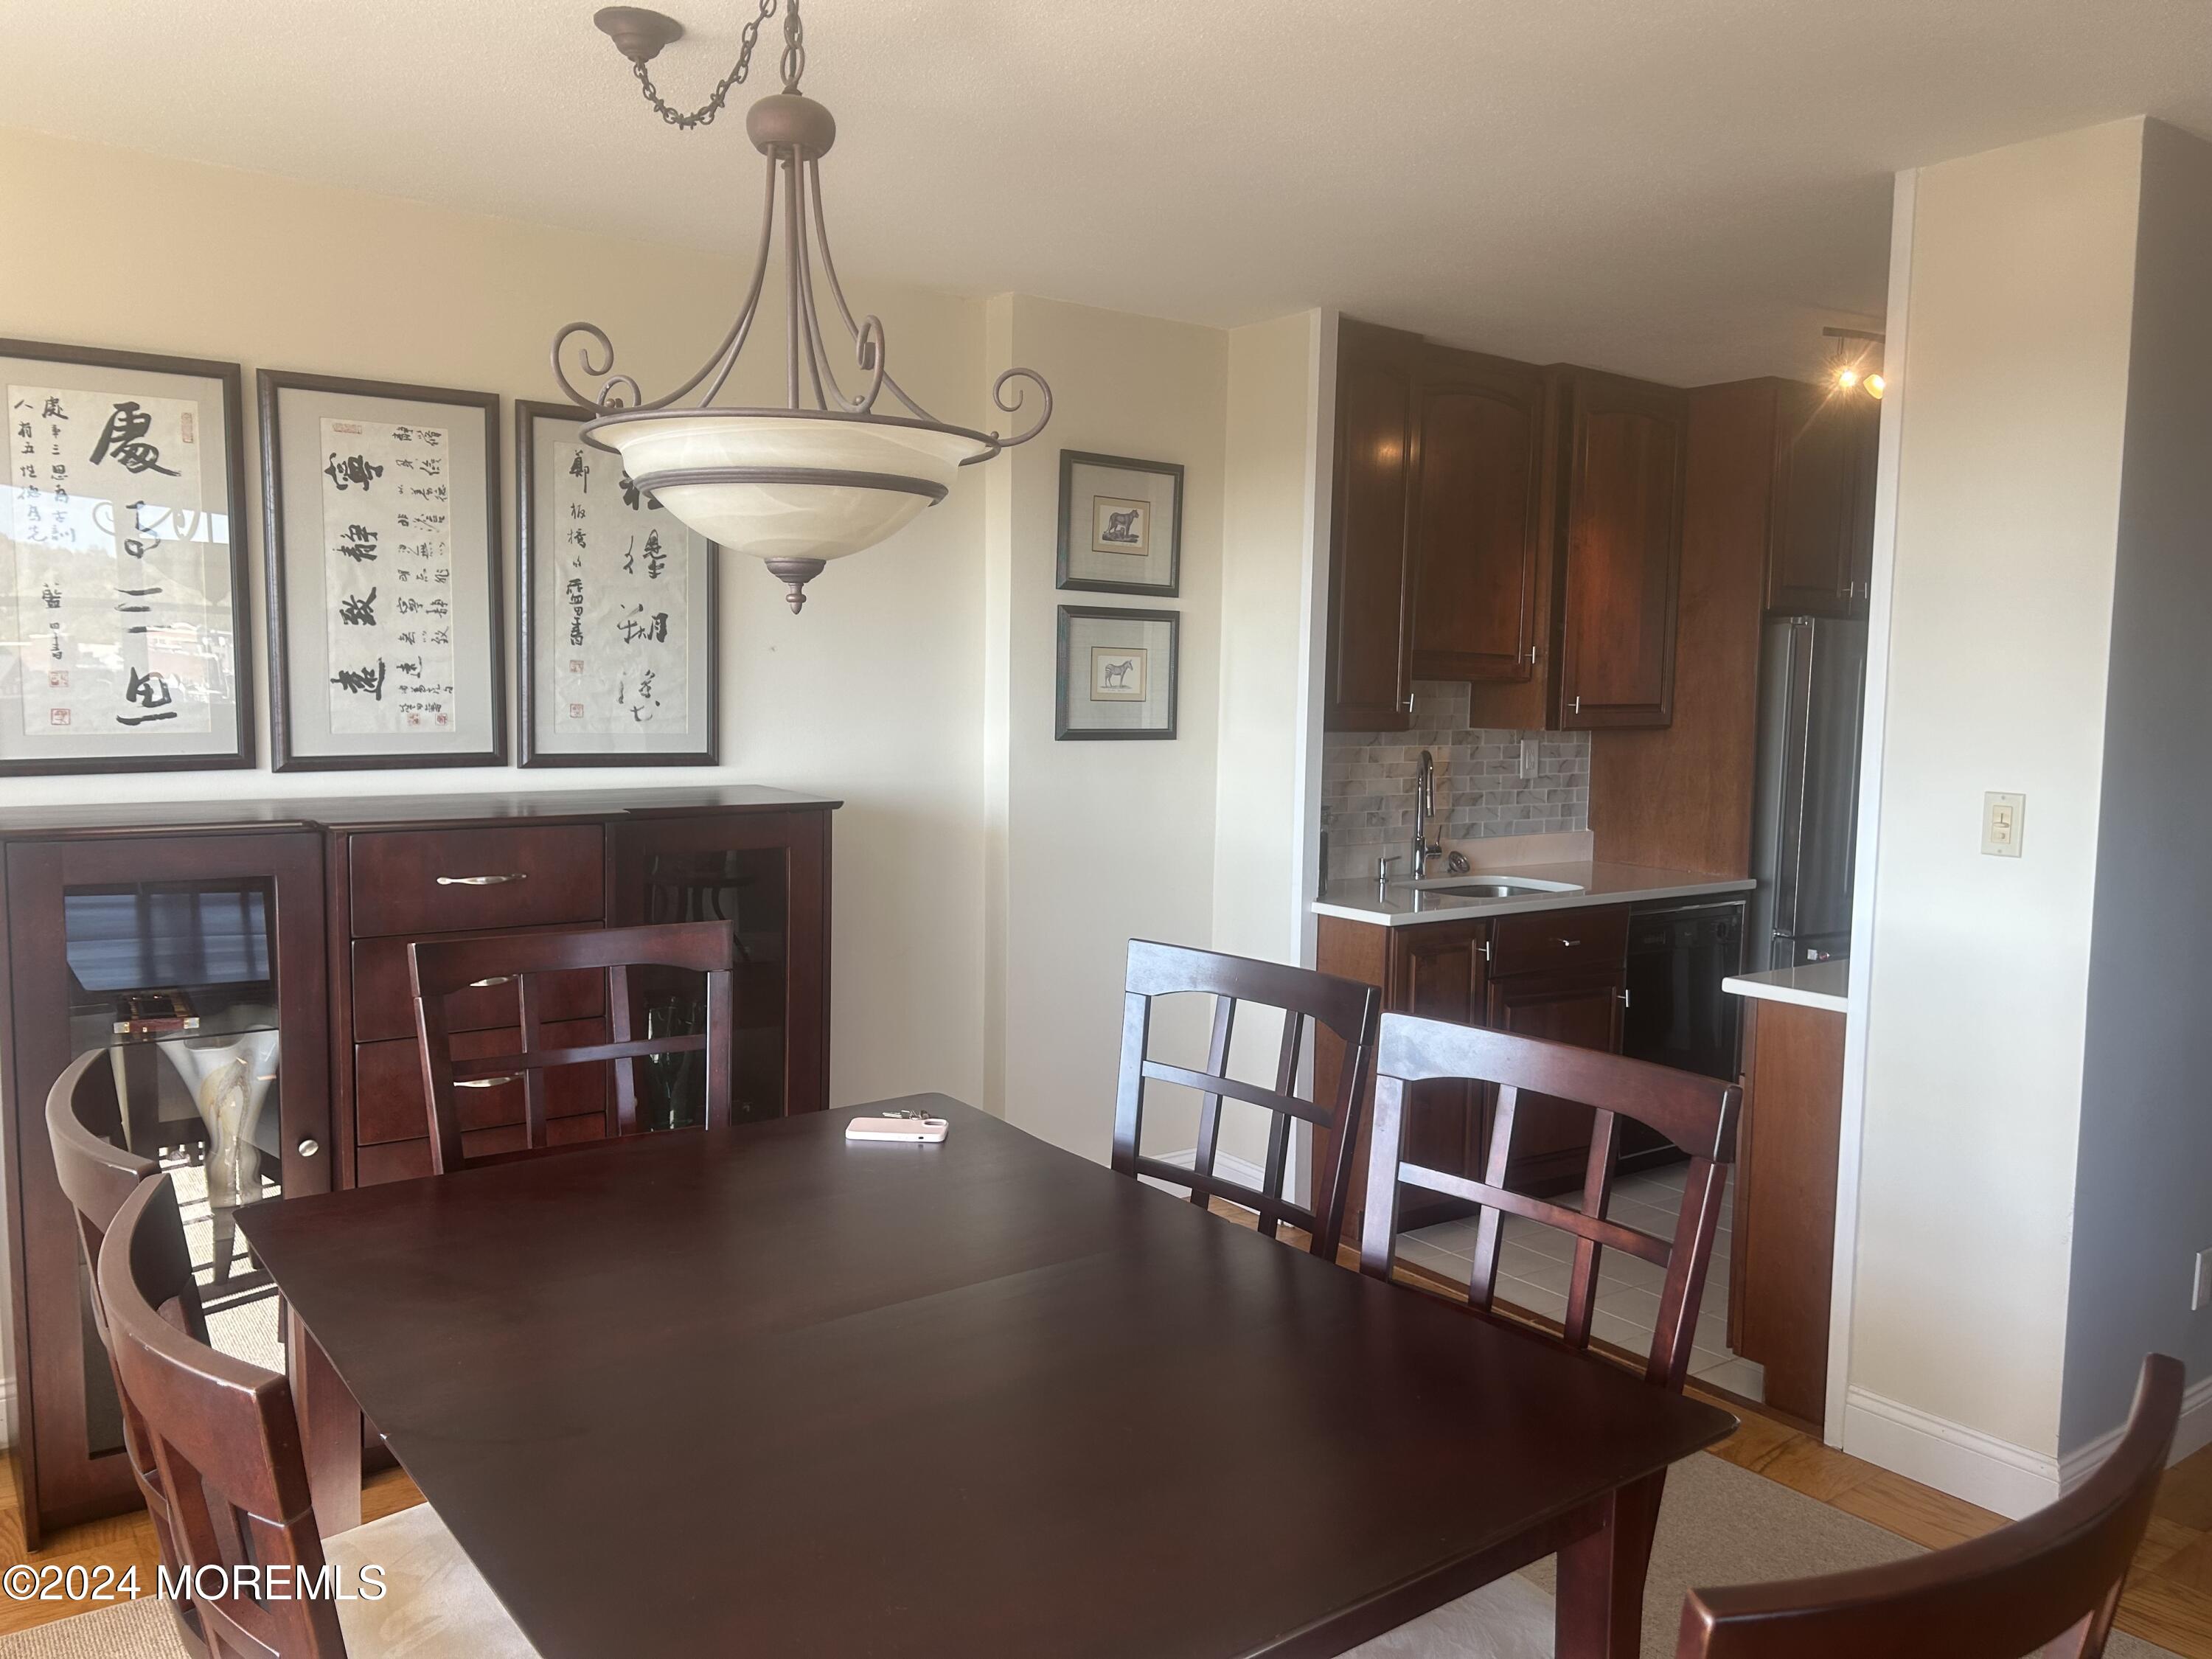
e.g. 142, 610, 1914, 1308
1519, 737, 1538, 781
1983, 791, 2025, 858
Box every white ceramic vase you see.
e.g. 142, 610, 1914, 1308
158, 1027, 280, 1284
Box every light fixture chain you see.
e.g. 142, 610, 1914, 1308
632, 0, 783, 130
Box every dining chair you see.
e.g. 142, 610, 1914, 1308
1676, 1352, 2182, 1659
45, 1048, 206, 1659
1360, 1011, 1740, 1386
1112, 939, 1382, 1258
1341, 1011, 1739, 1658
99, 1172, 540, 1658
407, 919, 734, 1174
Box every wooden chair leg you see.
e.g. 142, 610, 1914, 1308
1555, 1470, 1666, 1659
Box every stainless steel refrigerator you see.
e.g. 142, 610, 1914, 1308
1747, 616, 1868, 972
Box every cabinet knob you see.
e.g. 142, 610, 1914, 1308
296, 1137, 321, 1158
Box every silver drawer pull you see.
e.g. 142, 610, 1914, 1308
468, 975, 515, 990
1558, 938, 1580, 947
437, 872, 528, 886
456, 1074, 520, 1089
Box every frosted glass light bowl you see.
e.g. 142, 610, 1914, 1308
584, 411, 995, 598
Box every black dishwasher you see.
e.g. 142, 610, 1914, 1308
1615, 900, 1745, 1171
1622, 900, 1745, 1082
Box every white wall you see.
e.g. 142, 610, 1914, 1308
982, 294, 1229, 1164
2060, 119, 2212, 1453
1846, 121, 2143, 1484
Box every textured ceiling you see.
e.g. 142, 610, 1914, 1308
5, 0, 2211, 384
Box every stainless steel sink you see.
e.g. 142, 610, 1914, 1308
1416, 877, 1582, 900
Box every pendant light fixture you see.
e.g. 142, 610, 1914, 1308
560, 1, 1051, 611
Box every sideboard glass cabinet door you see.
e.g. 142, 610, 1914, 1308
2, 828, 331, 1544
613, 809, 830, 1125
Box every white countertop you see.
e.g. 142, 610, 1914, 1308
1722, 958, 1850, 1013
1310, 860, 1755, 929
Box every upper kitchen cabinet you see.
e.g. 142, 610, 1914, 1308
1551, 369, 1689, 728
1324, 319, 1422, 731
1324, 323, 1690, 734
1765, 378, 1879, 619
1406, 347, 1551, 686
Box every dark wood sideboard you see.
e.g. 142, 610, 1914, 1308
0, 786, 836, 1545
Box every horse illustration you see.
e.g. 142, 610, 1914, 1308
1100, 658, 1135, 689
1099, 507, 1144, 545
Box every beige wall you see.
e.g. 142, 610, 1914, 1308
1847, 121, 2143, 1477
983, 294, 1231, 1163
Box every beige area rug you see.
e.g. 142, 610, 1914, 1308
0, 1596, 189, 1658
0, 1453, 2183, 1658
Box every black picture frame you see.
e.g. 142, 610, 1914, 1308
260, 369, 505, 771
1055, 449, 1183, 597
515, 400, 720, 768
0, 336, 254, 776
1055, 605, 1179, 741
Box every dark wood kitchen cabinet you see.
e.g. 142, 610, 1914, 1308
1326, 321, 1686, 734
1551, 369, 1689, 728
1765, 378, 1878, 619
0, 785, 836, 1543
1407, 347, 1552, 687
1315, 903, 1632, 1242
1324, 319, 1422, 731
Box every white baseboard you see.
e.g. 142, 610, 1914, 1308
1846, 1374, 2212, 1521
2056, 1370, 2212, 1493
1843, 1388, 2062, 1520
1148, 1147, 1273, 1197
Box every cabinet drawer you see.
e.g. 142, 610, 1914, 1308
356, 1115, 609, 1186
351, 930, 605, 1043
1489, 905, 1630, 979
354, 1018, 608, 1146
347, 824, 605, 939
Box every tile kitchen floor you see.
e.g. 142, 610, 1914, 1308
1399, 1160, 1766, 1402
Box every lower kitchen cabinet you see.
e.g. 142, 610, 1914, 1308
1315, 905, 1632, 1241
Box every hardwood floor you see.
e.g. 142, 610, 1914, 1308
6, 1211, 2211, 1655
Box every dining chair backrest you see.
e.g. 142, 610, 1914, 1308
1676, 1352, 2183, 1658
100, 1173, 347, 1659
1112, 939, 1382, 1257
407, 919, 735, 1174
45, 1049, 208, 1658
1360, 1011, 1740, 1389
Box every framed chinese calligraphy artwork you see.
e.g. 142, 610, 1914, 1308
515, 401, 718, 767
260, 370, 504, 771
0, 338, 252, 776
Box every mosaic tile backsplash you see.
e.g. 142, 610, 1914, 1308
1322, 680, 1589, 870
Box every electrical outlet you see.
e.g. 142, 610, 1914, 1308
1520, 737, 1539, 781
2194, 1248, 2212, 1313
1982, 791, 2025, 858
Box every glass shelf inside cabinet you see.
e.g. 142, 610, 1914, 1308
60, 879, 288, 1464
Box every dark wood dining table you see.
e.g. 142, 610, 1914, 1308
237, 1096, 1733, 1659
